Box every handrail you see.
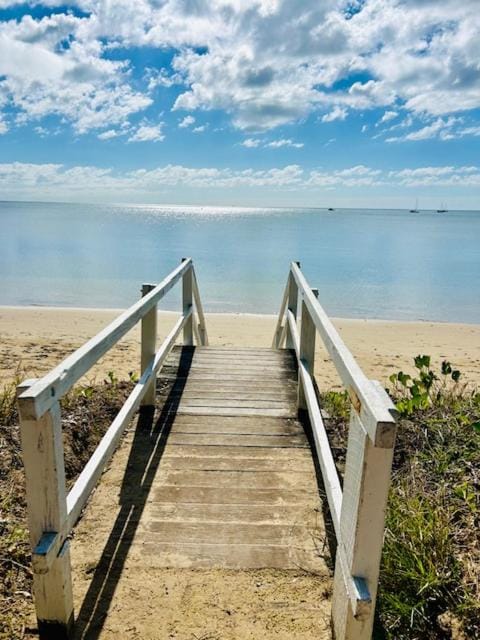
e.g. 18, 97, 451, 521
278, 261, 396, 447
17, 259, 208, 638
18, 258, 193, 421
273, 261, 397, 640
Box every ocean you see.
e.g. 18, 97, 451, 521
1, 201, 479, 323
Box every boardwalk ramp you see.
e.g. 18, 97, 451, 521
17, 259, 396, 640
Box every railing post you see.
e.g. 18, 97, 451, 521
140, 283, 157, 407
285, 264, 299, 349
182, 259, 194, 346
297, 294, 316, 411
332, 386, 396, 640
17, 381, 74, 639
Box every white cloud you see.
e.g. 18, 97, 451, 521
241, 138, 261, 148
128, 123, 164, 142
2, 161, 478, 200
241, 138, 303, 149
379, 110, 398, 124
387, 117, 461, 142
179, 115, 195, 128
0, 117, 7, 135
265, 139, 303, 148
321, 106, 347, 123
192, 124, 207, 133
0, 1, 479, 136
98, 129, 120, 140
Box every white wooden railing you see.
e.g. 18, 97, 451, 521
273, 262, 397, 640
16, 258, 207, 639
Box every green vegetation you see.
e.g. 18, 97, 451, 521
0, 374, 133, 639
322, 358, 479, 640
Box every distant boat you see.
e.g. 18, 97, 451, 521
437, 202, 448, 213
327, 207, 335, 211
409, 198, 419, 213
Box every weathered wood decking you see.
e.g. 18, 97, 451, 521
122, 345, 327, 571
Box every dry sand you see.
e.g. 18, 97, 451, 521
1, 305, 479, 388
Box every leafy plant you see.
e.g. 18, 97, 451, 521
389, 355, 462, 416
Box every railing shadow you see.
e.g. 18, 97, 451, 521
74, 346, 194, 639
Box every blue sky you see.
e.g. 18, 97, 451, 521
0, 0, 479, 208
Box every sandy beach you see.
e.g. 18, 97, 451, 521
1, 305, 479, 389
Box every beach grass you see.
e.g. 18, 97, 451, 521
323, 359, 480, 639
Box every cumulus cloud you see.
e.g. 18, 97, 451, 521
379, 110, 398, 124
321, 107, 347, 123
241, 138, 303, 149
128, 123, 164, 142
241, 138, 261, 148
2, 161, 478, 200
0, 1, 479, 135
98, 129, 120, 140
386, 117, 461, 142
179, 115, 195, 128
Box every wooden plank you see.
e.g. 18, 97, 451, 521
80, 502, 317, 526
162, 381, 296, 393
290, 261, 396, 446
167, 415, 300, 427
175, 406, 295, 418
155, 455, 314, 472
169, 350, 295, 362
159, 372, 294, 383
145, 502, 316, 524
16, 383, 74, 639
163, 433, 308, 447
170, 398, 293, 409
160, 390, 295, 402
144, 521, 315, 545
150, 485, 317, 505
138, 541, 323, 571
150, 469, 315, 490
162, 363, 296, 374
169, 420, 302, 435
161, 441, 311, 456
18, 259, 192, 420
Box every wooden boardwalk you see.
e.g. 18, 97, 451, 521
124, 345, 326, 571
18, 259, 396, 640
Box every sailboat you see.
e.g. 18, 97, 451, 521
437, 202, 448, 213
409, 198, 419, 213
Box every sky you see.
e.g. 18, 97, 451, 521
0, 0, 479, 209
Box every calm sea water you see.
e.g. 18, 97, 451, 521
1, 201, 479, 322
